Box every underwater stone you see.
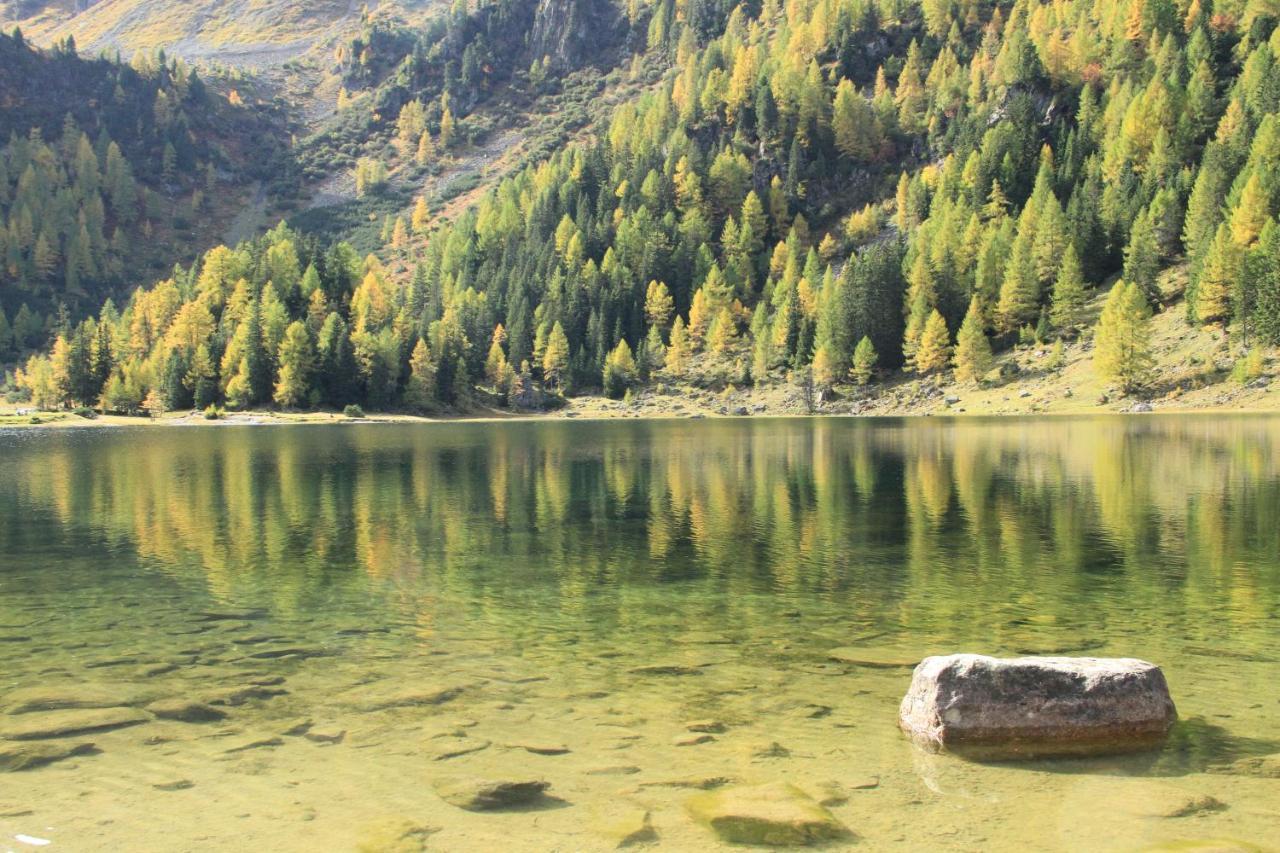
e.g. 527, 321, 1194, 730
899, 654, 1177, 759
432, 777, 550, 811
686, 782, 851, 846
0, 740, 97, 772
354, 817, 438, 853
0, 707, 150, 740
147, 699, 226, 723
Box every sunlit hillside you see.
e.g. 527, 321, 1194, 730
1, 1, 442, 63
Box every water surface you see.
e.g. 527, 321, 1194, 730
1, 416, 1277, 850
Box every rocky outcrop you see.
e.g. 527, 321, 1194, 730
899, 654, 1177, 759
528, 0, 621, 70
686, 782, 852, 846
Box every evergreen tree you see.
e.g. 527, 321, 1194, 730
851, 336, 878, 385
1123, 209, 1162, 304
187, 344, 218, 409
997, 232, 1039, 333
1050, 245, 1088, 334
1252, 221, 1280, 346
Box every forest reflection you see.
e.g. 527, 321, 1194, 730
1, 416, 1278, 634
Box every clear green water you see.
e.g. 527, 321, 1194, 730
0, 416, 1277, 851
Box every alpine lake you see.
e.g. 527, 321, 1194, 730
0, 415, 1277, 851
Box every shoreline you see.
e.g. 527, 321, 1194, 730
3, 393, 1278, 430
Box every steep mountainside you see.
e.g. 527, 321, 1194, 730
4, 0, 1280, 420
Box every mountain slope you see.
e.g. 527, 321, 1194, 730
4, 0, 365, 62
5, 0, 1280, 420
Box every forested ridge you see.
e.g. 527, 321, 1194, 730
5, 0, 1280, 415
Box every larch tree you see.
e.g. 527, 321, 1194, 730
274, 321, 316, 408
1094, 280, 1154, 394
953, 296, 994, 384
542, 321, 570, 390
913, 310, 952, 375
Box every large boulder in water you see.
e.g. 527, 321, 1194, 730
899, 654, 1176, 759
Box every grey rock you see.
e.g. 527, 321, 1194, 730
899, 654, 1177, 759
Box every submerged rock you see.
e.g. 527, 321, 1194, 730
424, 736, 490, 761
202, 685, 288, 707
0, 740, 96, 772
686, 782, 852, 846
344, 684, 468, 712
1218, 753, 1280, 778
5, 685, 146, 714
745, 740, 791, 759
146, 699, 226, 723
899, 654, 1177, 759
432, 777, 551, 811
685, 720, 726, 733
639, 775, 734, 790
594, 809, 656, 848
222, 735, 284, 753
506, 740, 570, 755
354, 817, 438, 853
628, 663, 704, 676
0, 707, 150, 740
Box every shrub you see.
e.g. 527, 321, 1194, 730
203, 405, 222, 420
343, 404, 366, 418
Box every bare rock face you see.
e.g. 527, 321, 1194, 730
899, 654, 1176, 759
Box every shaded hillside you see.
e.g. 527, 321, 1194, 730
0, 29, 293, 320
